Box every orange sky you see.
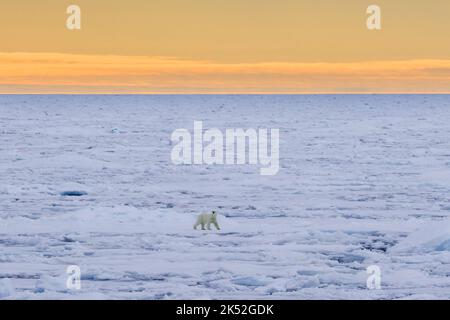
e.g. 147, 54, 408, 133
1, 0, 450, 93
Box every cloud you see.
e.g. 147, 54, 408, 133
1, 52, 450, 93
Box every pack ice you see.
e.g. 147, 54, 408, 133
0, 94, 449, 299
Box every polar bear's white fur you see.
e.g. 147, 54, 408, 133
194, 211, 220, 230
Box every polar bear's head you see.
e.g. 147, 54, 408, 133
211, 211, 216, 216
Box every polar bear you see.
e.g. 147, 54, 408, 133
194, 211, 220, 230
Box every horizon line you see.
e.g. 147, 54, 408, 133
2, 52, 450, 94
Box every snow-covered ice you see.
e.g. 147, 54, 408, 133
0, 94, 450, 299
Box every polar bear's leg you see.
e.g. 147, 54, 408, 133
213, 221, 220, 230
194, 216, 200, 230
207, 222, 212, 230
194, 215, 204, 230
201, 222, 206, 230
